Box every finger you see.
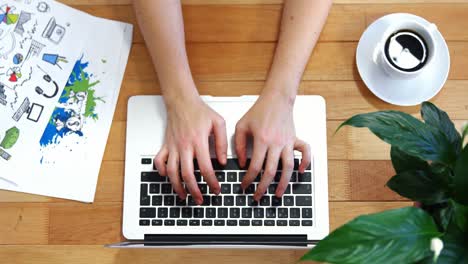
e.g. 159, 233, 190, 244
195, 140, 220, 195
254, 147, 281, 201
212, 116, 227, 165
294, 139, 311, 173
154, 146, 169, 176
275, 147, 294, 197
180, 150, 203, 205
235, 123, 248, 168
166, 151, 186, 200
241, 139, 267, 190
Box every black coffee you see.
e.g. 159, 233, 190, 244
384, 30, 428, 72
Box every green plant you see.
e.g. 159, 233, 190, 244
301, 102, 468, 264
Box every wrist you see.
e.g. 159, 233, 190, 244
260, 83, 296, 109
163, 82, 201, 113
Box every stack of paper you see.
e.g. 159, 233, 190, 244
0, 0, 133, 202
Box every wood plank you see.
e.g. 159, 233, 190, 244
0, 205, 49, 245
125, 42, 468, 82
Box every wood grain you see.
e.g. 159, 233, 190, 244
0, 205, 49, 245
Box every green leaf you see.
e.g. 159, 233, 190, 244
391, 146, 429, 173
454, 146, 468, 205
338, 111, 456, 164
450, 200, 468, 232
461, 123, 468, 146
436, 214, 468, 264
423, 202, 453, 232
301, 207, 441, 264
387, 171, 448, 204
421, 102, 462, 154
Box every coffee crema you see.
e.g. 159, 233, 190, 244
384, 30, 428, 72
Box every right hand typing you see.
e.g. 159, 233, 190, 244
154, 96, 227, 205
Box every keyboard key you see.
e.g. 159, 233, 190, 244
164, 196, 175, 206
254, 208, 264, 218
260, 196, 270, 206
202, 195, 211, 206
218, 208, 228, 218
139, 220, 150, 226
302, 208, 313, 218
277, 220, 287, 226
141, 158, 152, 165
161, 184, 172, 194
189, 220, 200, 226
278, 208, 288, 218
290, 208, 300, 218
177, 220, 188, 226
227, 172, 237, 182
206, 208, 216, 218
253, 174, 261, 182
215, 172, 225, 182
290, 172, 297, 182
302, 220, 313, 226
215, 220, 225, 226
266, 208, 276, 218
247, 196, 258, 206
268, 184, 278, 194
193, 160, 200, 171
252, 220, 262, 226
284, 185, 291, 194
224, 196, 234, 206
140, 208, 156, 218
152, 220, 163, 226
182, 207, 192, 218
289, 220, 300, 226
293, 184, 312, 194
233, 184, 242, 194
245, 184, 255, 194
294, 159, 300, 170
211, 159, 225, 170
140, 195, 150, 206
152, 196, 162, 206
236, 196, 246, 206
194, 208, 204, 218
212, 196, 222, 206
283, 196, 294, 206
176, 197, 186, 206
274, 172, 281, 182
240, 220, 250, 226
272, 196, 282, 206
296, 196, 312, 206
225, 159, 241, 170
188, 196, 197, 206
140, 184, 150, 205
202, 220, 213, 226
170, 208, 180, 218
230, 208, 240, 218
141, 172, 165, 182
158, 208, 168, 218
198, 184, 208, 194
149, 184, 160, 194
164, 220, 175, 226
264, 220, 275, 226
298, 172, 312, 182
242, 208, 253, 218
239, 172, 246, 181
221, 184, 231, 194
227, 220, 237, 226
194, 172, 202, 182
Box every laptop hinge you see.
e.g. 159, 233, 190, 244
143, 234, 312, 246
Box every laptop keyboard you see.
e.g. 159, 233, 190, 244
139, 158, 314, 227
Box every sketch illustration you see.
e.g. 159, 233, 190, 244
36, 2, 50, 13
35, 67, 59, 99
24, 39, 45, 62
0, 5, 18, 25
0, 83, 7, 106
12, 53, 23, 64
42, 53, 68, 69
0, 126, 20, 161
0, 81, 17, 108
6, 66, 21, 82
12, 97, 44, 123
13, 11, 31, 36
40, 57, 103, 148
42, 17, 65, 44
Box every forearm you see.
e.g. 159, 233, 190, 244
262, 0, 332, 104
133, 0, 199, 106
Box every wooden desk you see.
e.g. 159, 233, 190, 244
1, 0, 467, 263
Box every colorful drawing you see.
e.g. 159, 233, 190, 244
42, 53, 68, 69
42, 17, 65, 44
40, 58, 103, 147
13, 53, 23, 64
13, 11, 31, 36
0, 5, 19, 25
6, 67, 21, 82
0, 127, 20, 149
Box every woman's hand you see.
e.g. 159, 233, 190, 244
154, 95, 227, 205
235, 91, 311, 201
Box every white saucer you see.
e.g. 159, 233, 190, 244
356, 13, 450, 106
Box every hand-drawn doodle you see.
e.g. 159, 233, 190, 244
13, 53, 23, 64
42, 17, 65, 44
42, 53, 68, 69
0, 5, 19, 25
6, 67, 21, 82
24, 39, 44, 62
0, 83, 7, 106
19, 20, 37, 49
12, 97, 44, 122
0, 126, 20, 161
0, 31, 16, 59
24, 0, 32, 4
35, 74, 59, 99
13, 11, 31, 36
36, 2, 50, 13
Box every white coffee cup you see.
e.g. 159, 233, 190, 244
373, 18, 438, 79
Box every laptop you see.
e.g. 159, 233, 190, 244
108, 95, 329, 248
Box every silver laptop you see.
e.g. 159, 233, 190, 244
109, 95, 329, 248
